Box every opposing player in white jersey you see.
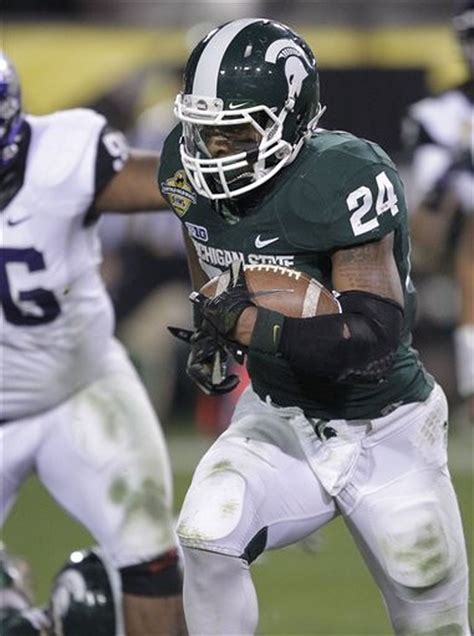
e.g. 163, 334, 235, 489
404, 0, 474, 422
0, 53, 186, 635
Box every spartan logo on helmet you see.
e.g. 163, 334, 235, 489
265, 39, 312, 104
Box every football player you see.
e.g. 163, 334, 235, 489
160, 19, 471, 634
404, 0, 474, 422
0, 53, 186, 635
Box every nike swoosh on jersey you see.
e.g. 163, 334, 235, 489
7, 215, 32, 226
255, 235, 280, 249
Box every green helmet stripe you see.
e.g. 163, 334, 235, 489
192, 18, 261, 97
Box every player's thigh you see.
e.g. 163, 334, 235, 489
344, 386, 470, 631
36, 367, 176, 567
0, 416, 43, 523
177, 430, 336, 560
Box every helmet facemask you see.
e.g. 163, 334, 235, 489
176, 93, 308, 199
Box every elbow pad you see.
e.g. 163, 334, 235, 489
277, 290, 404, 383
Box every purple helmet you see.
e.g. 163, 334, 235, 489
0, 53, 25, 171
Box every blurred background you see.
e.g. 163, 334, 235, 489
2, 1, 472, 633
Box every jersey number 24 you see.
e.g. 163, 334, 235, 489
347, 171, 399, 237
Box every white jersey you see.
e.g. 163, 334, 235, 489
0, 109, 127, 420
405, 82, 474, 209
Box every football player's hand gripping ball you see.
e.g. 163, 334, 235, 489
190, 260, 255, 339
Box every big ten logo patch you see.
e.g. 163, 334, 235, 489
185, 222, 209, 242
161, 169, 197, 217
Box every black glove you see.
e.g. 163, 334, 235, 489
186, 328, 240, 395
168, 325, 241, 395
190, 261, 255, 340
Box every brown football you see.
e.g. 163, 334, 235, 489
199, 264, 341, 317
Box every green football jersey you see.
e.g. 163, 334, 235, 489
159, 124, 433, 419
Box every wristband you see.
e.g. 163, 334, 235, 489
454, 324, 474, 397
249, 308, 285, 354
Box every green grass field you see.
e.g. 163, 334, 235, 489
2, 428, 473, 635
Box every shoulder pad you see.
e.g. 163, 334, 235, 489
26, 109, 107, 190
304, 131, 397, 184
279, 132, 405, 251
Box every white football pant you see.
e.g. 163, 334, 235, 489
0, 349, 177, 568
178, 383, 470, 635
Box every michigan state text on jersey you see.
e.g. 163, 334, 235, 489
160, 18, 471, 635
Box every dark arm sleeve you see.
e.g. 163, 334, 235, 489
276, 291, 404, 383
84, 125, 130, 224
94, 125, 129, 197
